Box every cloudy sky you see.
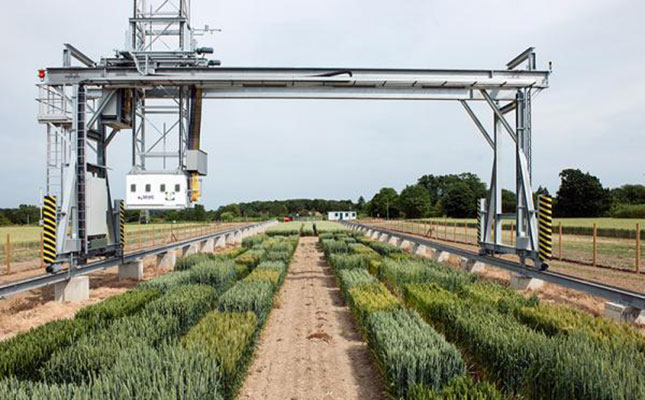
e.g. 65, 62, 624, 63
0, 0, 643, 209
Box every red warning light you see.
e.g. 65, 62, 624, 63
38, 69, 46, 81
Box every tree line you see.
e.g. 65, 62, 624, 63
2, 168, 643, 226
0, 205, 41, 226
364, 169, 645, 219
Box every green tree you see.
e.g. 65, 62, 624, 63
268, 202, 288, 217
612, 184, 645, 205
443, 182, 475, 218
0, 214, 12, 226
370, 188, 400, 219
417, 173, 486, 217
216, 204, 241, 219
502, 189, 516, 214
220, 211, 235, 222
398, 185, 431, 218
356, 196, 366, 212
555, 169, 611, 217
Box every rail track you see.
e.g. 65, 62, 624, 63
344, 222, 645, 310
0, 221, 272, 299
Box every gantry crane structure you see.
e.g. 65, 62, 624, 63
37, 0, 551, 273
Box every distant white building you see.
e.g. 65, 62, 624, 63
327, 211, 357, 221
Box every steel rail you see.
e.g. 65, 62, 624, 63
0, 222, 268, 299
344, 222, 645, 310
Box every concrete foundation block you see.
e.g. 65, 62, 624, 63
414, 244, 429, 257
225, 233, 236, 245
436, 251, 452, 263
371, 231, 380, 240
510, 274, 544, 290
426, 248, 438, 260
156, 251, 176, 269
119, 260, 144, 281
399, 239, 414, 252
54, 276, 90, 303
215, 235, 227, 249
388, 236, 401, 246
201, 238, 215, 253
604, 302, 643, 323
366, 229, 373, 237
182, 243, 199, 257
459, 258, 486, 273
234, 231, 242, 245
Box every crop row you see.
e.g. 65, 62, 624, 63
0, 232, 298, 399
322, 233, 501, 399
350, 233, 645, 399
266, 220, 348, 237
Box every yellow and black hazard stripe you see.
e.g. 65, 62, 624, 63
42, 195, 57, 265
476, 208, 482, 243
119, 200, 125, 248
538, 195, 553, 261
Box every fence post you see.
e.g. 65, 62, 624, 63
5, 234, 11, 274
453, 222, 457, 242
152, 226, 156, 246
592, 223, 597, 267
558, 222, 563, 260
444, 219, 448, 240
637, 223, 641, 274
464, 223, 467, 244
510, 222, 515, 246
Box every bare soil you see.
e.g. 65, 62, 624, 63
238, 237, 385, 400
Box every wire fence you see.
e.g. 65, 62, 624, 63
0, 222, 236, 275
364, 219, 643, 274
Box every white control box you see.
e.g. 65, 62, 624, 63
125, 174, 191, 210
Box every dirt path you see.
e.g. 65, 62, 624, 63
238, 237, 385, 400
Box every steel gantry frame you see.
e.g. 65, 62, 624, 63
37, 0, 551, 271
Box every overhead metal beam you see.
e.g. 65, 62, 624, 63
63, 44, 97, 67
44, 66, 550, 95
506, 47, 536, 70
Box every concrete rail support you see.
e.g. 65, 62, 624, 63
234, 231, 243, 245
399, 239, 414, 252
157, 251, 176, 269
371, 230, 381, 240
215, 235, 227, 249
388, 236, 401, 247
436, 251, 452, 263
119, 260, 144, 281
509, 274, 544, 290
459, 258, 487, 273
414, 244, 430, 257
201, 238, 214, 253
225, 232, 236, 246
54, 276, 90, 303
604, 302, 644, 323
182, 243, 199, 257
379, 233, 390, 243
